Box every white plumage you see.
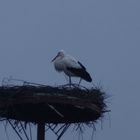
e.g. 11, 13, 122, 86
52, 50, 92, 84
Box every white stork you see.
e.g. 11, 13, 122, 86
51, 50, 92, 85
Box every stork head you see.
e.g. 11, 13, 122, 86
51, 50, 65, 62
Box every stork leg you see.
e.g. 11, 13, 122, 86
78, 78, 82, 86
69, 76, 72, 86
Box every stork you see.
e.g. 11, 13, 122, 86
52, 50, 92, 85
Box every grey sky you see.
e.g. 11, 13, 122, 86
0, 0, 140, 139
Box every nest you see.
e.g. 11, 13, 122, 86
0, 80, 109, 140
0, 84, 107, 123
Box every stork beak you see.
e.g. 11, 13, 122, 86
51, 54, 58, 62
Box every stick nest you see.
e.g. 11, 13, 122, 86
0, 84, 108, 124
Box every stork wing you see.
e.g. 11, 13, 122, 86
63, 57, 92, 82
62, 56, 81, 69
78, 61, 86, 70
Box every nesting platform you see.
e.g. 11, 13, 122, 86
0, 85, 107, 124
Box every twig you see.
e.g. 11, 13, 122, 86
29, 123, 32, 140
48, 104, 64, 118
8, 120, 23, 140
19, 122, 30, 140
57, 124, 70, 140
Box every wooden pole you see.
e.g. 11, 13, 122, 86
37, 122, 45, 140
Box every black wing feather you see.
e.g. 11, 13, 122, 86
78, 61, 86, 70
67, 62, 92, 82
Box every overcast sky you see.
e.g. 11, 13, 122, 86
0, 0, 140, 140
